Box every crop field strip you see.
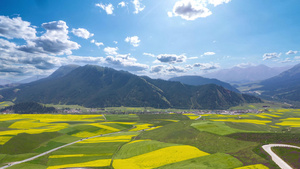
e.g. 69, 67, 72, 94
0, 110, 299, 168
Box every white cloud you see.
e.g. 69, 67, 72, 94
156, 54, 187, 63
169, 0, 212, 20
103, 49, 148, 71
143, 53, 156, 57
0, 39, 62, 74
193, 62, 219, 70
168, 0, 231, 20
19, 20, 80, 55
0, 15, 36, 40
167, 12, 173, 17
208, 0, 231, 6
125, 36, 140, 47
188, 56, 198, 59
263, 52, 281, 60
150, 65, 165, 73
132, 0, 145, 14
235, 62, 254, 68
72, 28, 94, 39
96, 3, 114, 15
280, 58, 292, 63
286, 50, 298, 55
295, 56, 300, 60
113, 41, 118, 44
66, 55, 105, 64
118, 2, 126, 7
204, 52, 216, 56
166, 65, 186, 73
91, 39, 104, 47
104, 47, 118, 55
185, 64, 194, 69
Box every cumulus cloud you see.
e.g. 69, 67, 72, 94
188, 56, 198, 59
193, 62, 219, 70
185, 64, 194, 69
150, 65, 165, 73
102, 47, 148, 71
169, 0, 212, 20
280, 58, 292, 63
0, 39, 62, 75
204, 52, 215, 56
18, 20, 80, 55
0, 15, 36, 40
118, 2, 126, 7
143, 53, 156, 57
104, 47, 119, 55
286, 50, 298, 55
208, 0, 231, 6
125, 36, 140, 47
91, 39, 104, 47
96, 3, 114, 15
72, 28, 94, 39
168, 0, 231, 20
166, 65, 186, 73
66, 55, 105, 64
263, 52, 281, 60
156, 54, 187, 63
132, 0, 145, 14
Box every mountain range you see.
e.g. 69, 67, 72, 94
250, 63, 300, 102
203, 64, 293, 84
0, 65, 261, 110
169, 76, 240, 93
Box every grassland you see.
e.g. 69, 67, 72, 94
0, 108, 300, 168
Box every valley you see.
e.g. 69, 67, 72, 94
0, 108, 299, 169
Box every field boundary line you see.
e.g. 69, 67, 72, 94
0, 131, 120, 169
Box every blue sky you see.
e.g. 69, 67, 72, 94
0, 0, 300, 81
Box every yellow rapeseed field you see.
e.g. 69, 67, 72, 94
47, 159, 111, 169
89, 123, 120, 131
128, 139, 151, 144
129, 124, 152, 131
113, 145, 209, 169
72, 128, 113, 138
255, 115, 272, 119
0, 136, 12, 145
102, 122, 136, 125
146, 126, 162, 131
9, 120, 51, 129
235, 164, 269, 169
49, 154, 112, 158
78, 135, 137, 143
276, 118, 300, 127
211, 119, 272, 125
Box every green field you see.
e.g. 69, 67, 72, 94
0, 108, 299, 168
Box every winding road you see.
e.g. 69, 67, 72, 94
0, 131, 121, 169
262, 144, 300, 169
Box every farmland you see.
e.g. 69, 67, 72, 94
0, 109, 299, 168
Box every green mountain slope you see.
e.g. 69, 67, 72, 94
169, 76, 240, 93
256, 63, 300, 101
0, 65, 261, 109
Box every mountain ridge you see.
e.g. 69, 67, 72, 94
0, 65, 262, 110
169, 75, 240, 93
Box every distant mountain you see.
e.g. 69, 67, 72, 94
18, 75, 48, 84
254, 63, 300, 102
47, 64, 80, 80
0, 79, 15, 85
169, 76, 240, 93
0, 65, 262, 110
203, 64, 293, 84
